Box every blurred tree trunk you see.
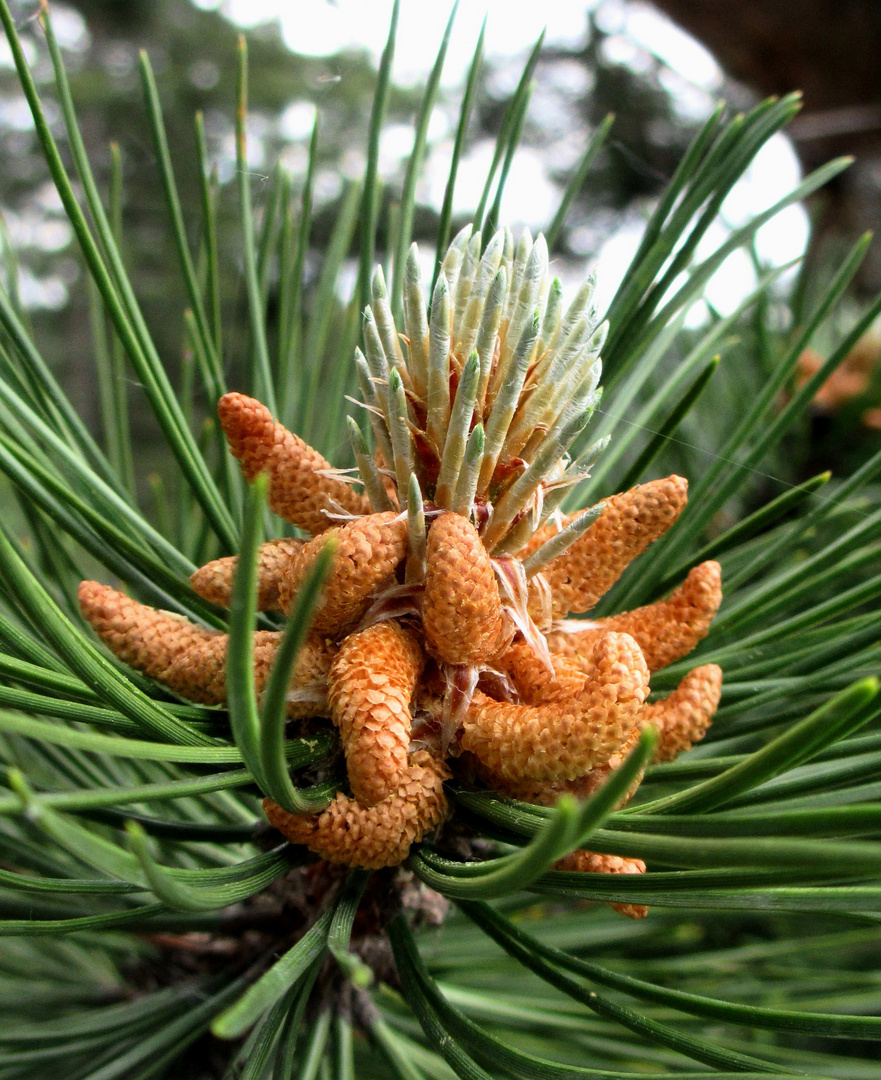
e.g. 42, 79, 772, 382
652, 0, 881, 294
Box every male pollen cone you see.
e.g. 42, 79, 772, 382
189, 538, 305, 611
279, 512, 409, 634
263, 750, 450, 869
496, 641, 586, 705
78, 581, 226, 701
217, 392, 369, 534
328, 622, 423, 807
555, 850, 649, 919
496, 722, 645, 811
548, 560, 722, 673
643, 663, 722, 762
78, 581, 335, 715
422, 512, 508, 666
529, 475, 688, 619
460, 631, 650, 784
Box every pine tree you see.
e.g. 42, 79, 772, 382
0, 4, 879, 1078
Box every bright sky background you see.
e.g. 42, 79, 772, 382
191, 0, 808, 323
3, 0, 809, 314
200, 0, 593, 80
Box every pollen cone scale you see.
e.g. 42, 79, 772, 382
190, 538, 304, 611
554, 850, 650, 919
422, 512, 509, 666
644, 663, 723, 762
278, 512, 409, 634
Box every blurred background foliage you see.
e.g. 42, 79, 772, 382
0, 0, 726, 472
0, 0, 879, 510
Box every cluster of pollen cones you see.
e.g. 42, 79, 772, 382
79, 230, 723, 917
